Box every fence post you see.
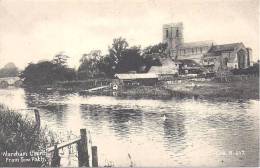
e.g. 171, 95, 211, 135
91, 146, 98, 167
51, 145, 60, 167
34, 109, 40, 130
77, 129, 89, 167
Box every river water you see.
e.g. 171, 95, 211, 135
0, 87, 259, 167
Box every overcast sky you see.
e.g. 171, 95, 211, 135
0, 0, 259, 69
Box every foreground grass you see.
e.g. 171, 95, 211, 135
0, 105, 54, 167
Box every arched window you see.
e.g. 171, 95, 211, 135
176, 28, 179, 37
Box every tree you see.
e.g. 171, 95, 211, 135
52, 52, 70, 67
97, 55, 116, 77
108, 37, 129, 64
143, 42, 167, 55
20, 58, 76, 86
115, 46, 143, 73
20, 61, 56, 86
0, 63, 19, 78
141, 43, 168, 72
78, 50, 105, 79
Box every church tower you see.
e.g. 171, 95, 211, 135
162, 22, 184, 53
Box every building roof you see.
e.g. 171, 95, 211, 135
115, 73, 158, 80
207, 43, 244, 53
204, 43, 246, 60
178, 41, 214, 49
148, 58, 177, 74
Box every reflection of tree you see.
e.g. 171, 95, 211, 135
80, 104, 143, 138
163, 113, 186, 151
23, 89, 68, 124
108, 107, 143, 138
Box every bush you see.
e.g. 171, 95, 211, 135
0, 105, 54, 167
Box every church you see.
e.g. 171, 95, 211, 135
162, 22, 253, 72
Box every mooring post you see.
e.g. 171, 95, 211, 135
91, 146, 98, 167
78, 129, 89, 167
51, 144, 60, 167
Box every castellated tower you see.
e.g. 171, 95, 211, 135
162, 22, 184, 52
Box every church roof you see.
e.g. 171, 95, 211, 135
206, 42, 245, 56
209, 43, 243, 52
178, 41, 214, 49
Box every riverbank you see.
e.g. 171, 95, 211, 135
164, 75, 259, 100
0, 105, 53, 167
23, 75, 259, 100
117, 86, 173, 99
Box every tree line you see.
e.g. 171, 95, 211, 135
20, 37, 167, 86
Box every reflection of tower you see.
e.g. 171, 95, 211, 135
162, 23, 184, 59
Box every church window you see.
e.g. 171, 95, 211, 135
200, 47, 203, 53
192, 48, 194, 54
166, 29, 169, 38
176, 28, 179, 37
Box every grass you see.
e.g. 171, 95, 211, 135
165, 75, 259, 100
119, 85, 173, 99
0, 105, 55, 167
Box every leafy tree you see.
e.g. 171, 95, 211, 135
108, 37, 129, 64
115, 46, 143, 73
97, 55, 116, 77
20, 58, 76, 86
141, 43, 168, 72
52, 52, 70, 67
78, 50, 105, 79
143, 42, 167, 55
0, 63, 19, 78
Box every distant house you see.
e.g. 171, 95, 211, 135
202, 43, 252, 72
148, 57, 178, 80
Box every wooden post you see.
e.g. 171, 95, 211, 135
34, 109, 40, 130
77, 129, 89, 167
51, 145, 60, 167
91, 146, 98, 167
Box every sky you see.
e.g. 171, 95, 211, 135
0, 0, 259, 69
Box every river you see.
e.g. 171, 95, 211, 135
0, 87, 259, 167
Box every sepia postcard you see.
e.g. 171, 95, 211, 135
0, 0, 259, 167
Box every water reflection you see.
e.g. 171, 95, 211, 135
163, 113, 186, 151
0, 88, 258, 167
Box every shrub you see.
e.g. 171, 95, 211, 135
0, 105, 54, 167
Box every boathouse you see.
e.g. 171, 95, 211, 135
114, 73, 158, 87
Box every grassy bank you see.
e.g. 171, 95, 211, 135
118, 86, 173, 99
23, 75, 259, 100
0, 105, 54, 167
164, 76, 259, 100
